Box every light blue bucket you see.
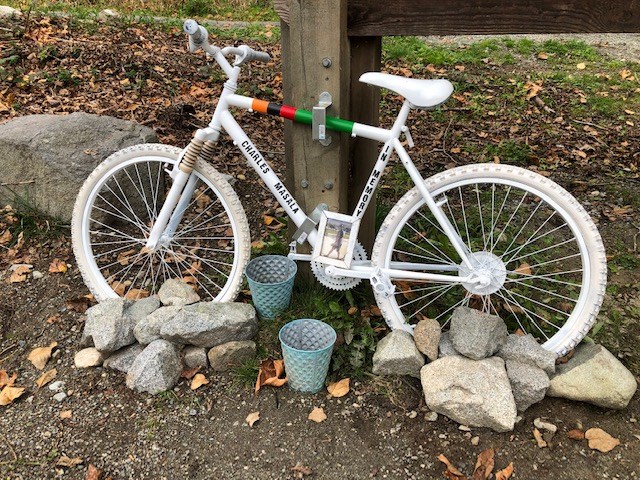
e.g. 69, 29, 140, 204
279, 319, 337, 393
245, 255, 297, 320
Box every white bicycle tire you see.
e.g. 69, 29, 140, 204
71, 143, 250, 303
372, 163, 607, 356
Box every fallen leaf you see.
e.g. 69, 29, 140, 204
86, 464, 101, 480
56, 455, 83, 467
347, 306, 358, 315
263, 215, 276, 225
438, 454, 467, 480
308, 407, 327, 423
515, 262, 532, 276
66, 297, 92, 313
537, 52, 549, 60
577, 62, 587, 70
327, 378, 350, 398
180, 366, 200, 379
454, 65, 465, 72
190, 373, 209, 390
28, 341, 58, 370
9, 271, 27, 283
533, 428, 547, 448
567, 429, 585, 440
0, 370, 17, 388
291, 462, 313, 477
48, 258, 68, 273
0, 386, 25, 406
246, 411, 260, 427
495, 462, 514, 480
36, 368, 57, 388
472, 449, 495, 480
124, 289, 150, 300
585, 428, 620, 453
255, 359, 287, 393
251, 240, 266, 250
60, 410, 72, 419
0, 229, 12, 245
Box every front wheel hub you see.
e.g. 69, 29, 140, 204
459, 251, 507, 295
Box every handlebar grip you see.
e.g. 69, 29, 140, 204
184, 19, 207, 48
250, 50, 271, 63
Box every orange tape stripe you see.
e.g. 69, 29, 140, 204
252, 99, 269, 114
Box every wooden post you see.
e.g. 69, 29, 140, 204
282, 0, 350, 277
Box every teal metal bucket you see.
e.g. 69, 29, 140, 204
245, 255, 297, 320
279, 319, 336, 393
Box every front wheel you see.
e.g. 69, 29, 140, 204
72, 144, 251, 302
372, 163, 607, 356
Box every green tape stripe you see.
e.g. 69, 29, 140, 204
292, 108, 354, 134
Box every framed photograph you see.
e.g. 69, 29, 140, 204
312, 211, 361, 269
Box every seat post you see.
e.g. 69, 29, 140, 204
390, 101, 413, 137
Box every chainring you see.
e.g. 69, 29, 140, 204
311, 242, 367, 291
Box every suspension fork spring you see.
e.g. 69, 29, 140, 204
179, 138, 204, 173
200, 141, 217, 162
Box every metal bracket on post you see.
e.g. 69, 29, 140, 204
292, 203, 328, 244
312, 92, 332, 146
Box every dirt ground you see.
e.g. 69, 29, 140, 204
1, 15, 639, 480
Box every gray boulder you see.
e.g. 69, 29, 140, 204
0, 113, 156, 221
438, 332, 457, 358
449, 307, 508, 360
505, 360, 549, 412
547, 343, 638, 409
208, 341, 256, 372
126, 340, 182, 394
0, 6, 21, 18
126, 296, 161, 322
498, 334, 556, 375
183, 346, 209, 369
103, 343, 145, 373
83, 298, 135, 353
372, 330, 425, 378
420, 355, 517, 432
160, 302, 257, 348
134, 306, 181, 345
413, 317, 441, 361
158, 279, 200, 307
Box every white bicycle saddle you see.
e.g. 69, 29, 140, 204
360, 72, 453, 109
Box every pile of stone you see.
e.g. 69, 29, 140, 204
372, 306, 637, 432
74, 279, 258, 394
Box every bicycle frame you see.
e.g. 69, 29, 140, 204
145, 52, 483, 290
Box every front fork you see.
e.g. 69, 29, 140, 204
145, 133, 212, 251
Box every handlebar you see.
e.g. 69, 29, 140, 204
183, 19, 270, 66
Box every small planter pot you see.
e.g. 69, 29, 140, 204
279, 319, 336, 393
245, 255, 297, 319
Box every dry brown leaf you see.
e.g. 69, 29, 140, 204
0, 229, 12, 245
9, 271, 27, 283
308, 407, 327, 423
327, 378, 350, 398
246, 411, 260, 427
291, 462, 313, 477
190, 373, 209, 390
347, 306, 358, 315
537, 52, 549, 60
86, 464, 102, 480
255, 359, 287, 393
28, 341, 58, 370
567, 429, 585, 440
0, 370, 17, 388
263, 215, 276, 225
515, 262, 532, 276
66, 297, 92, 313
0, 386, 25, 406
472, 449, 495, 480
437, 454, 467, 480
495, 462, 514, 480
533, 428, 547, 448
56, 455, 83, 467
577, 62, 587, 70
180, 366, 201, 379
124, 288, 150, 300
49, 258, 68, 273
36, 368, 57, 388
60, 410, 72, 419
585, 428, 620, 453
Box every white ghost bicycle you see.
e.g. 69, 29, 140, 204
72, 20, 607, 356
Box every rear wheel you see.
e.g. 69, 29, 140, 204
72, 144, 250, 302
372, 163, 607, 356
